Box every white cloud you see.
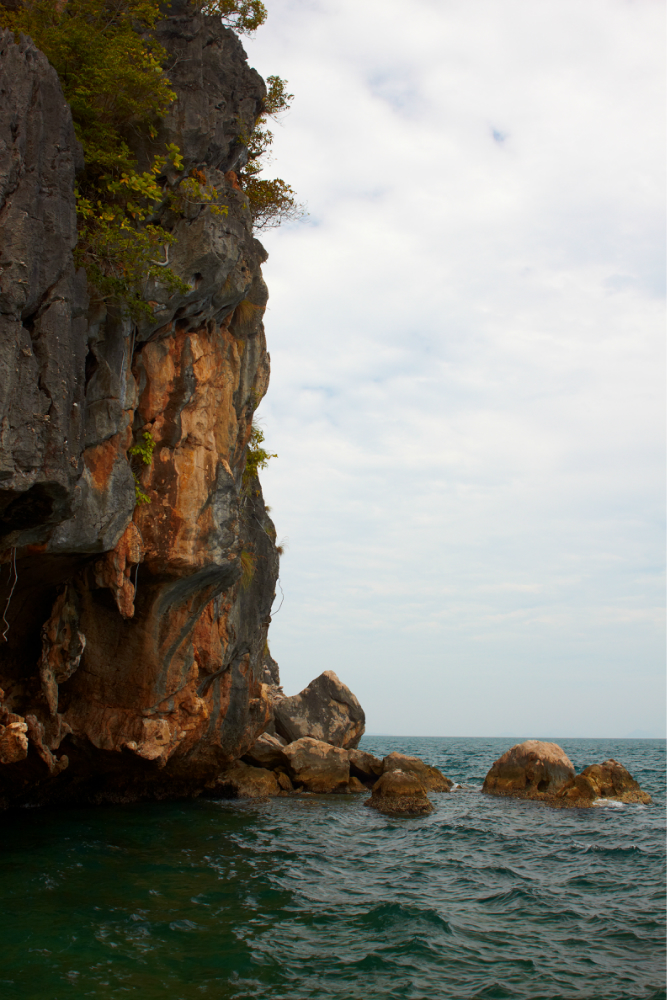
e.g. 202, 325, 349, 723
243, 0, 665, 738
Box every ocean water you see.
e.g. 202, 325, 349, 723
0, 736, 664, 1001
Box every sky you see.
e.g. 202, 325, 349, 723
242, 0, 665, 739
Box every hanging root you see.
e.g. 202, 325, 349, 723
1, 548, 18, 642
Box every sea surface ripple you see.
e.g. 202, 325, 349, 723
0, 736, 664, 1000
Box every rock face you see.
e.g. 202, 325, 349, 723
483, 742, 651, 808
366, 770, 434, 816
482, 740, 576, 799
0, 9, 285, 807
382, 751, 453, 792
273, 671, 365, 749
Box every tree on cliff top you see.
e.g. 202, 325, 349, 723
0, 0, 301, 311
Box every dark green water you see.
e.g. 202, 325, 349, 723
0, 736, 664, 1000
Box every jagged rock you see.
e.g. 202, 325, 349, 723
0, 720, 28, 764
281, 737, 351, 793
382, 752, 453, 792
0, 29, 88, 551
273, 671, 365, 749
214, 761, 282, 799
482, 740, 576, 799
0, 10, 283, 807
348, 748, 383, 782
557, 759, 651, 806
242, 731, 288, 770
39, 586, 86, 715
366, 770, 434, 816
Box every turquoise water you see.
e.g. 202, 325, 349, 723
0, 736, 664, 1000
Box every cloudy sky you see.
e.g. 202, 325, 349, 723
242, 0, 665, 738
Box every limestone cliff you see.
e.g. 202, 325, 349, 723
0, 5, 283, 806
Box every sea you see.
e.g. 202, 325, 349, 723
0, 736, 664, 1001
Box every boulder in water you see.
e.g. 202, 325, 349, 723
213, 761, 283, 799
482, 740, 575, 799
273, 671, 365, 749
281, 736, 350, 793
366, 770, 433, 816
382, 751, 453, 792
556, 759, 651, 806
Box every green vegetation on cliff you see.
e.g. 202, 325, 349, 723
0, 0, 301, 312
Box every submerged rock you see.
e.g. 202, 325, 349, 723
482, 740, 575, 799
382, 752, 453, 792
366, 770, 434, 816
281, 736, 350, 793
273, 671, 365, 749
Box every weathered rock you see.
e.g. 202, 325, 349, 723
242, 731, 288, 770
0, 29, 88, 551
366, 770, 434, 816
0, 720, 28, 764
0, 11, 283, 807
281, 737, 351, 793
348, 748, 383, 782
214, 761, 282, 799
557, 759, 651, 806
382, 752, 453, 792
346, 776, 368, 793
482, 741, 576, 800
273, 671, 365, 749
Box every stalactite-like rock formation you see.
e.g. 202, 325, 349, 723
0, 6, 283, 806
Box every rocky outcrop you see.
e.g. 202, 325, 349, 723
272, 670, 365, 749
557, 759, 651, 806
483, 742, 651, 808
0, 8, 285, 807
366, 770, 434, 816
482, 741, 576, 799
382, 751, 453, 792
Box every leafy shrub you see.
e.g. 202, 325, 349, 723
243, 420, 276, 484
239, 75, 306, 230
128, 430, 156, 504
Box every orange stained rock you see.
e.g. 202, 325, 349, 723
94, 522, 145, 619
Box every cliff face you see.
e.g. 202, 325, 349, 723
0, 6, 282, 806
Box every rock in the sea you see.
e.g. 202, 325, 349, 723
273, 671, 365, 749
348, 748, 383, 783
281, 737, 350, 793
242, 732, 287, 770
557, 759, 651, 806
382, 752, 453, 792
366, 770, 434, 816
482, 740, 576, 799
213, 761, 282, 799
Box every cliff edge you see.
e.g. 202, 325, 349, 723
0, 5, 283, 806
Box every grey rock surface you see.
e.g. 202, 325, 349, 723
0, 29, 87, 550
273, 670, 365, 749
